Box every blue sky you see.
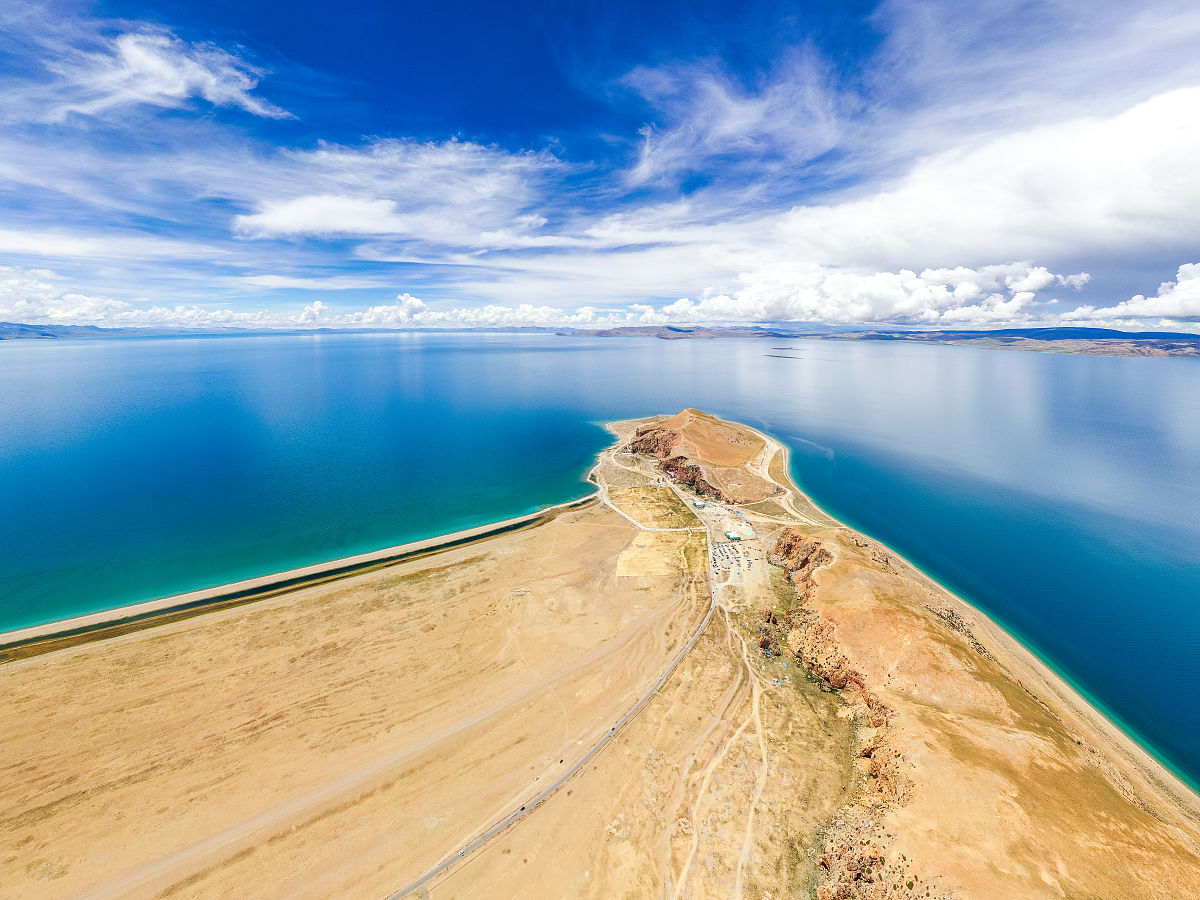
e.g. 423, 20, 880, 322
3, 0, 1200, 329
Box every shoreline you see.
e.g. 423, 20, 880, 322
6, 416, 1198, 817
759, 423, 1200, 817
7, 409, 1200, 898
0, 492, 597, 662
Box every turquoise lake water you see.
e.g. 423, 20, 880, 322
1, 332, 1198, 786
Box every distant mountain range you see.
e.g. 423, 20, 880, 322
559, 324, 1200, 356
4, 321, 1199, 357
0, 322, 134, 339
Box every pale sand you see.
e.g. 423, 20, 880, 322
0, 493, 596, 655
1, 500, 712, 897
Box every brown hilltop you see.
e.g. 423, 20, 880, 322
623, 408, 779, 503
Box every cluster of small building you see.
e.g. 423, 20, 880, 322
691, 498, 756, 541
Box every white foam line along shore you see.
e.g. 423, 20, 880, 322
0, 492, 598, 647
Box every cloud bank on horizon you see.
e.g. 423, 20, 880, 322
2, 0, 1200, 331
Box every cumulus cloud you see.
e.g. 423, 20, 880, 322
340, 294, 659, 329
12, 27, 290, 122
637, 261, 1080, 326
235, 196, 408, 237
1, 260, 1093, 332
2, 4, 1200, 332
0, 265, 287, 328
1069, 263, 1200, 321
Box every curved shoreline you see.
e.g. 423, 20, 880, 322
5, 416, 1198, 821
760, 423, 1200, 817
0, 492, 598, 662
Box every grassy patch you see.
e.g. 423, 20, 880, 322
608, 486, 701, 529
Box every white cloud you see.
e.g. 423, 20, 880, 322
0, 22, 290, 124
8, 27, 290, 122
341, 294, 653, 329
0, 265, 280, 328
1070, 263, 1200, 320
1005, 267, 1057, 293
0, 227, 227, 262
636, 261, 1070, 326
773, 86, 1200, 270
238, 274, 392, 290
0, 260, 1087, 332
339, 87, 1196, 315
854, 0, 1200, 183
232, 139, 560, 242
235, 196, 407, 237
624, 49, 842, 186
2, 3, 1200, 332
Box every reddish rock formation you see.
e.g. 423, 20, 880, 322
659, 455, 726, 500
784, 611, 866, 693
624, 425, 728, 499
760, 527, 936, 898
813, 806, 943, 900
770, 527, 834, 593
624, 425, 680, 458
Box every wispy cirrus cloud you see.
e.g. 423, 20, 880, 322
237, 273, 395, 291
48, 28, 291, 121
0, 14, 290, 123
231, 139, 562, 244
623, 48, 843, 188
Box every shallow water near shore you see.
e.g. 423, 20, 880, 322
2, 332, 1199, 785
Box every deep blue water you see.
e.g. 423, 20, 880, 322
1, 332, 1198, 787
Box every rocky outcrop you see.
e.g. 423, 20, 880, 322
624, 425, 730, 500
770, 527, 834, 599
812, 806, 947, 900
926, 604, 993, 660
624, 425, 680, 458
763, 529, 943, 899
659, 455, 726, 501
784, 609, 865, 693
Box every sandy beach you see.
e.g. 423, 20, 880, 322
3, 409, 1199, 899
0, 494, 598, 661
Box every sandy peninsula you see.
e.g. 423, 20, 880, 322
2, 409, 1199, 899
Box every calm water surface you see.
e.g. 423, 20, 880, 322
2, 333, 1198, 784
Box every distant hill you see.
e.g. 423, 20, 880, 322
0, 322, 124, 340
557, 325, 793, 339
828, 326, 1200, 357
0, 322, 570, 341
834, 326, 1200, 342
564, 324, 1200, 357
4, 320, 1198, 356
